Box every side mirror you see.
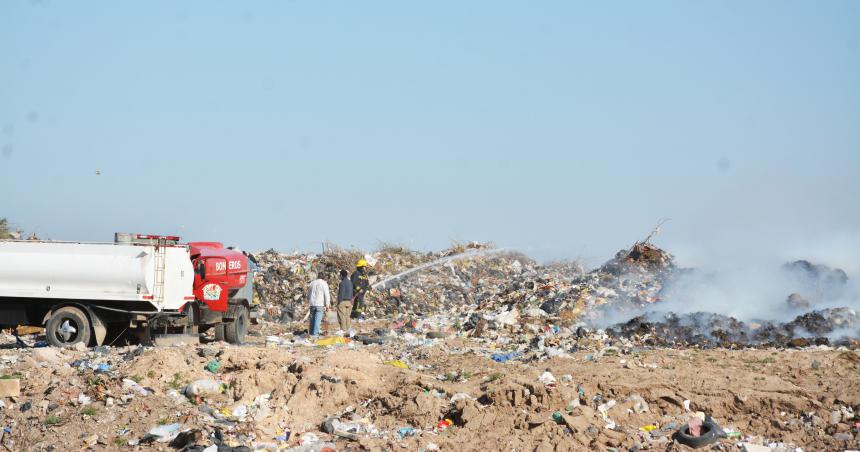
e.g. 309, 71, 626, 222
197, 261, 206, 280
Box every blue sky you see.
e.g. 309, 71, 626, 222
1, 1, 858, 267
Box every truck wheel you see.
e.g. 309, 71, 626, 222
46, 306, 91, 348
213, 324, 225, 342
183, 302, 200, 336
223, 305, 249, 344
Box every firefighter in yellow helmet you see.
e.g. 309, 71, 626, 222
350, 259, 371, 320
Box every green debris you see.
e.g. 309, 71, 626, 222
205, 360, 221, 373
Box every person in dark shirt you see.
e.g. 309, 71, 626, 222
350, 259, 370, 320
336, 269, 354, 332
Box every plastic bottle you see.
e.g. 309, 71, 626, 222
184, 379, 223, 396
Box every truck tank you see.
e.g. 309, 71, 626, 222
0, 240, 194, 310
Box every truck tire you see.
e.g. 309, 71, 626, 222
183, 302, 200, 336
223, 305, 249, 344
213, 324, 225, 342
46, 306, 91, 348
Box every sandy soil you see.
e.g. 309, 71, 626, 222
0, 321, 858, 451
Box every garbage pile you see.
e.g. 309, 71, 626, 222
252, 242, 505, 321
782, 259, 852, 307
606, 307, 860, 349
784, 259, 850, 287
1, 237, 859, 450
252, 242, 581, 322
600, 254, 859, 349
365, 250, 543, 317
249, 236, 860, 352
536, 241, 676, 320
366, 240, 678, 334
251, 240, 681, 329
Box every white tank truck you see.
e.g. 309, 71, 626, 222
0, 233, 256, 347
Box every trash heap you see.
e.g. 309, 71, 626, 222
606, 307, 860, 349
250, 239, 680, 329
535, 242, 676, 320
1, 239, 859, 450
601, 254, 859, 349
251, 242, 507, 322
365, 250, 543, 317
250, 238, 860, 351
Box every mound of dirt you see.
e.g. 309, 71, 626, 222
0, 321, 859, 450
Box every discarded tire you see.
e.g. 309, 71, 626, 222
673, 417, 723, 449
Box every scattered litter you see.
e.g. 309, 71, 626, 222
384, 360, 409, 369
490, 352, 521, 363
122, 378, 151, 396
449, 393, 471, 404
320, 374, 342, 384
629, 394, 649, 413
538, 371, 556, 385
205, 360, 221, 373
298, 432, 319, 444
0, 378, 20, 397
0, 239, 853, 451
314, 336, 350, 347
184, 379, 225, 396
143, 423, 182, 443
436, 418, 453, 431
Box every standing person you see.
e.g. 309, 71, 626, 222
350, 259, 371, 320
306, 272, 331, 336
336, 269, 354, 333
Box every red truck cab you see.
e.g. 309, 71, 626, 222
189, 242, 248, 313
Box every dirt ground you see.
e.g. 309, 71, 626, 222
0, 320, 858, 451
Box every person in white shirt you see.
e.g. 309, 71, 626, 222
306, 272, 331, 336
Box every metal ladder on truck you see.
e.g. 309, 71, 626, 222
150, 238, 199, 345
152, 238, 167, 305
